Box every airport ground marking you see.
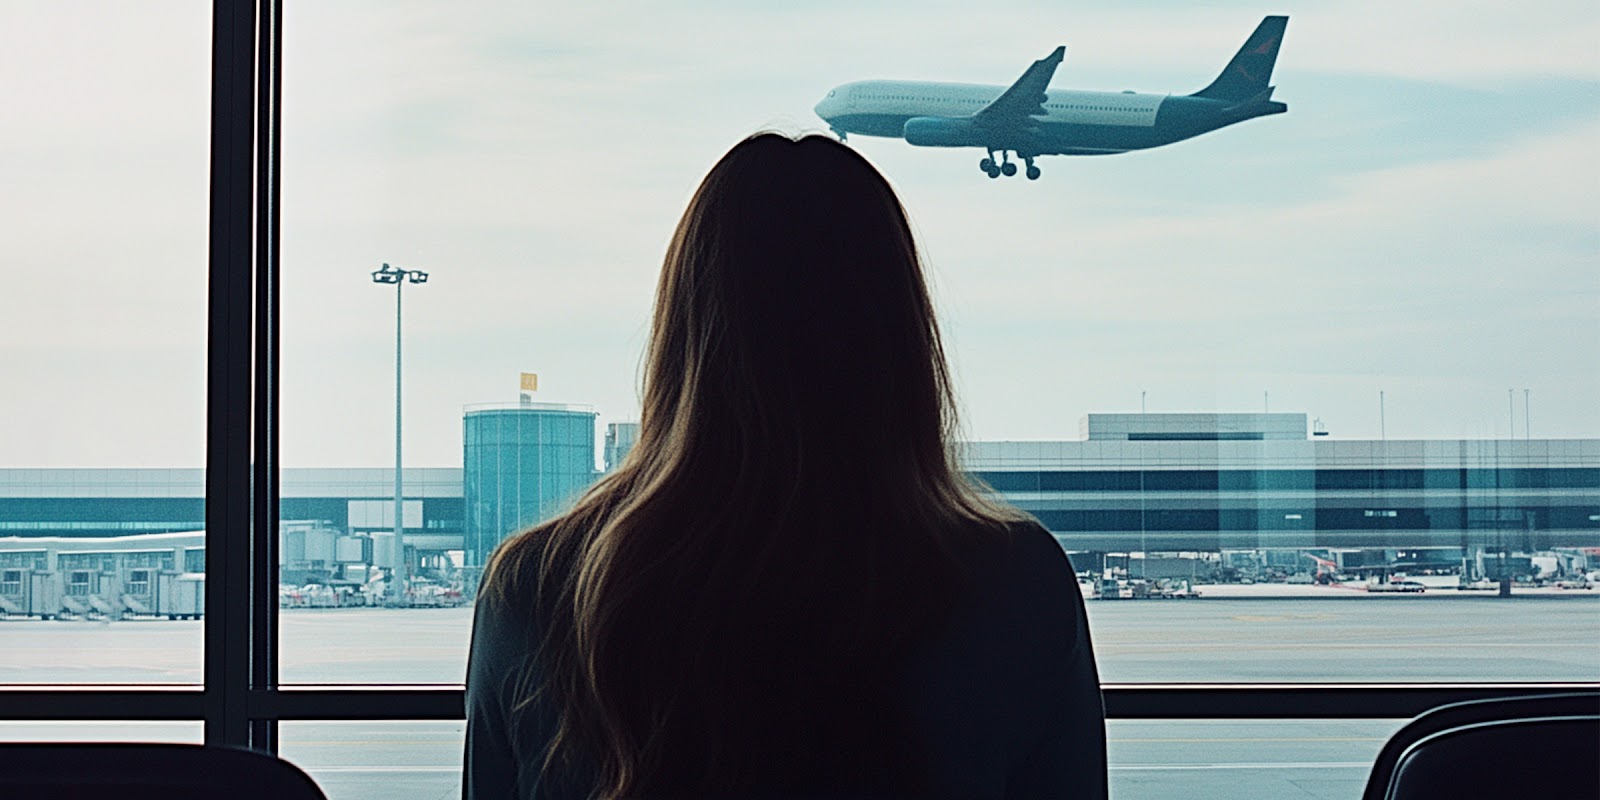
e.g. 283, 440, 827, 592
1108, 762, 1371, 771
283, 735, 1390, 749
304, 766, 460, 773
1110, 736, 1384, 744
288, 740, 464, 747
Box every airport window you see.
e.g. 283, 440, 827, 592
122, 551, 175, 570
1, 5, 1596, 799
65, 571, 92, 597
0, 551, 45, 570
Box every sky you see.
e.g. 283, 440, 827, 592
1, 0, 1597, 468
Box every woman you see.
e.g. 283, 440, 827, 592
465, 134, 1105, 799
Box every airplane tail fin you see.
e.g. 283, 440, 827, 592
1191, 15, 1287, 101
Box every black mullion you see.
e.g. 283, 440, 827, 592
252, 688, 465, 721
1100, 683, 1600, 719
245, 682, 1595, 721
0, 691, 204, 722
204, 0, 260, 749
248, 0, 284, 755
3, 683, 1595, 722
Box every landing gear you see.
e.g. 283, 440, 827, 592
980, 150, 1015, 178
979, 154, 1000, 178
979, 150, 1042, 180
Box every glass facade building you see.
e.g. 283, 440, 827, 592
604, 422, 640, 473
462, 404, 600, 569
964, 415, 1600, 584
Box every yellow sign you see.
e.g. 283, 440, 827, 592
520, 372, 538, 392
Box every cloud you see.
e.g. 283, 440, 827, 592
916, 120, 1599, 441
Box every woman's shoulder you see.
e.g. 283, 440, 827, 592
960, 516, 1079, 587
902, 516, 1093, 789
480, 517, 573, 610
1000, 516, 1068, 557
471, 522, 566, 672
946, 516, 1088, 659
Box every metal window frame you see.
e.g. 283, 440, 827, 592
5, 685, 1600, 724
0, 0, 1596, 756
202, 0, 277, 751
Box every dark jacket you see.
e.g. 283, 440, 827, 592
464, 520, 1107, 798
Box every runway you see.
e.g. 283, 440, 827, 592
1084, 592, 1600, 682
4, 591, 1596, 685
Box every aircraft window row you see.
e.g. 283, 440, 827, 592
876, 95, 982, 103
867, 94, 1142, 114
1046, 103, 1138, 111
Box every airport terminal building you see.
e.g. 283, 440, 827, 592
972, 413, 1598, 553
1, 412, 1596, 615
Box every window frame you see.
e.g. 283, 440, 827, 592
0, 0, 1593, 758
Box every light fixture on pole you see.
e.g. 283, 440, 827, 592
371, 262, 428, 605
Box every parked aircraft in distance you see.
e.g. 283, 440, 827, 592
813, 16, 1288, 180
1303, 552, 1346, 584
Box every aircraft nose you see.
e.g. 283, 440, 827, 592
814, 88, 841, 121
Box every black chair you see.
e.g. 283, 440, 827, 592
1363, 692, 1600, 800
0, 742, 328, 800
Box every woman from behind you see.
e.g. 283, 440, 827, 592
465, 133, 1106, 799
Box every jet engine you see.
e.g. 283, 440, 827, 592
902, 116, 983, 148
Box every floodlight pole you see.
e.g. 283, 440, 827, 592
393, 275, 404, 606
372, 262, 428, 606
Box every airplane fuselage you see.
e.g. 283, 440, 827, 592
815, 80, 1286, 157
815, 17, 1289, 179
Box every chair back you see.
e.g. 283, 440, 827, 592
1387, 716, 1600, 799
0, 742, 328, 800
1363, 692, 1600, 800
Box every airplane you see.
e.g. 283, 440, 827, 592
813, 15, 1288, 180
1303, 552, 1345, 584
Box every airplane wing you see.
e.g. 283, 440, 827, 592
974, 45, 1065, 126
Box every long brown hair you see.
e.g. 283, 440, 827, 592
486, 133, 1023, 797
